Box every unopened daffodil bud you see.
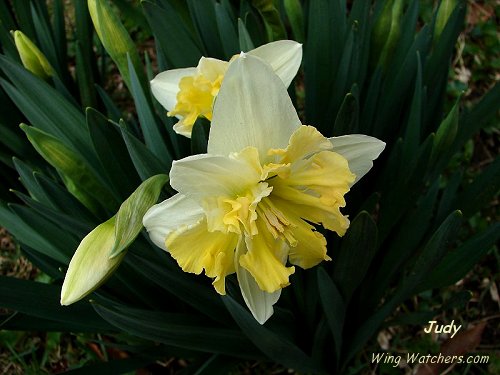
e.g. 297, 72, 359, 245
434, 0, 458, 41
12, 30, 53, 79
370, 0, 404, 70
60, 174, 169, 305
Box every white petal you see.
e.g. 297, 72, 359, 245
142, 193, 204, 250
150, 67, 197, 112
197, 57, 228, 81
329, 135, 386, 185
247, 40, 302, 88
208, 54, 301, 159
169, 151, 261, 203
235, 239, 280, 324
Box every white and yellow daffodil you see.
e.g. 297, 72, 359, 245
143, 54, 385, 324
150, 40, 302, 137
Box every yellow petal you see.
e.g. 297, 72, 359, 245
269, 125, 333, 163
271, 150, 354, 235
272, 203, 331, 269
235, 239, 281, 324
239, 221, 295, 293
166, 217, 238, 295
150, 67, 197, 113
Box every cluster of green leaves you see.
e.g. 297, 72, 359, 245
0, 0, 498, 373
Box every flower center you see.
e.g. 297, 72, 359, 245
215, 164, 297, 246
168, 72, 224, 126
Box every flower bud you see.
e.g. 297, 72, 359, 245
12, 30, 53, 79
434, 0, 458, 41
370, 0, 404, 70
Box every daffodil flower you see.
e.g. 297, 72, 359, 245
143, 54, 385, 324
150, 40, 302, 137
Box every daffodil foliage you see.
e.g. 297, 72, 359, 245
145, 54, 384, 323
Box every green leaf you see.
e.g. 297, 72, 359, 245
187, 0, 223, 58
434, 0, 458, 41
12, 158, 47, 203
222, 295, 323, 373
9, 203, 78, 258
30, 2, 61, 77
0, 56, 93, 160
304, 0, 336, 128
95, 85, 122, 122
142, 1, 202, 68
457, 82, 500, 148
237, 18, 255, 52
215, 2, 239, 59
366, 180, 440, 309
21, 124, 116, 214
377, 134, 434, 241
127, 252, 230, 324
317, 268, 345, 366
191, 118, 210, 155
127, 55, 173, 164
87, 108, 140, 199
374, 26, 431, 138
326, 25, 357, 124
454, 157, 500, 218
52, 0, 67, 68
0, 275, 113, 331
110, 174, 169, 258
435, 170, 463, 223
332, 211, 378, 301
425, 3, 465, 89
402, 52, 422, 164
13, 190, 91, 238
419, 223, 500, 291
346, 211, 462, 364
33, 171, 97, 224
283, 0, 304, 43
370, 0, 404, 70
332, 90, 359, 136
360, 68, 382, 132
251, 0, 286, 41
432, 97, 460, 163
93, 299, 261, 358
0, 1, 16, 31
11, 0, 36, 40
60, 216, 126, 305
75, 41, 98, 109
1, 312, 110, 333
120, 123, 171, 181
395, 211, 462, 297
0, 202, 68, 263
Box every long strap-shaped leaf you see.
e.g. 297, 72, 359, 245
222, 295, 324, 373
93, 299, 262, 359
0, 276, 113, 332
